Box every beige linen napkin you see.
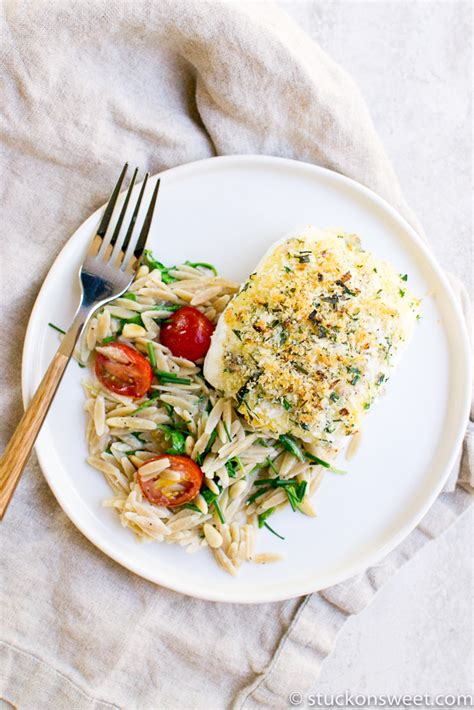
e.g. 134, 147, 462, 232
0, 1, 471, 709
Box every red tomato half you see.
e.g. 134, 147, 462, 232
137, 455, 203, 507
95, 342, 153, 399
160, 306, 214, 361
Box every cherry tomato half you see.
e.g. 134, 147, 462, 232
160, 306, 214, 361
95, 342, 153, 399
137, 455, 203, 507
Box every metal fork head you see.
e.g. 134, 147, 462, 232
80, 165, 160, 309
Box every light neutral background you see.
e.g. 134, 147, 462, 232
280, 0, 473, 700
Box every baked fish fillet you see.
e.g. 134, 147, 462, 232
204, 228, 420, 456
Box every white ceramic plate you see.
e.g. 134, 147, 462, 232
22, 156, 470, 603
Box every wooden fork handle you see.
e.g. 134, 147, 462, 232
0, 350, 70, 519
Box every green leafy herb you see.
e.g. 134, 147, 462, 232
117, 314, 144, 333
281, 397, 292, 411
399, 288, 406, 298
329, 391, 340, 402
161, 401, 174, 417
184, 261, 218, 276
122, 292, 137, 301
225, 460, 237, 478
102, 336, 116, 344
147, 342, 157, 369
251, 476, 307, 514
376, 373, 385, 386
48, 322, 66, 335
143, 250, 177, 284
279, 434, 306, 462
400, 274, 408, 281
77, 362, 85, 368
233, 329, 242, 341
284, 265, 293, 273
158, 425, 187, 455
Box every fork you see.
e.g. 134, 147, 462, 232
0, 164, 160, 519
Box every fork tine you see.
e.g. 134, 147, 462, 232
124, 178, 161, 271
119, 173, 149, 261
103, 167, 138, 263
96, 163, 128, 237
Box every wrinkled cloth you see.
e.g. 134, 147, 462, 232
0, 1, 471, 709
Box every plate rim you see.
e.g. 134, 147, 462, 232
21, 154, 472, 603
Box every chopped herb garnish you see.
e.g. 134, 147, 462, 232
258, 507, 275, 527
131, 392, 161, 414
305, 452, 331, 468
305, 451, 346, 474
143, 250, 177, 284
201, 487, 219, 505
77, 362, 85, 368
48, 322, 66, 335
150, 304, 181, 313
222, 421, 233, 443
184, 261, 218, 276
195, 428, 217, 465
329, 391, 340, 402
155, 370, 191, 385
247, 486, 272, 505
182, 503, 201, 513
233, 329, 242, 341
281, 397, 292, 411
336, 280, 357, 297
225, 459, 237, 478
263, 521, 285, 540
349, 366, 361, 385
102, 336, 116, 344
158, 425, 187, 455
117, 314, 144, 333
400, 274, 408, 281
322, 294, 339, 309
213, 499, 225, 524
279, 434, 306, 462
399, 288, 406, 297
284, 265, 293, 273
376, 373, 385, 386
122, 292, 137, 301
147, 342, 157, 369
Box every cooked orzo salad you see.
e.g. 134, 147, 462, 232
78, 250, 331, 575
